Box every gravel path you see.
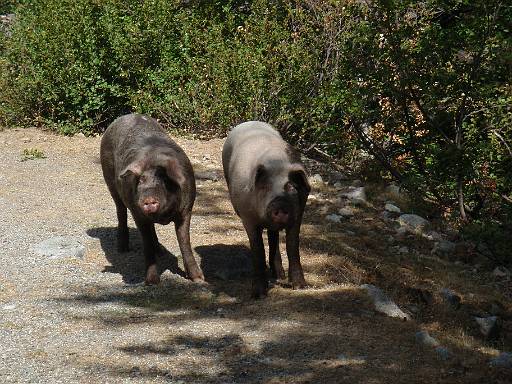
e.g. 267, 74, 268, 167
0, 128, 508, 383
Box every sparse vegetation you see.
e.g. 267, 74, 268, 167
21, 147, 46, 161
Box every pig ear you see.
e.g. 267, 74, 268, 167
165, 158, 186, 187
254, 164, 269, 188
120, 161, 143, 179
288, 164, 311, 195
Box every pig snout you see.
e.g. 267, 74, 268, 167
141, 197, 160, 215
271, 208, 289, 225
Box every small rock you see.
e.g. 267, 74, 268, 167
351, 179, 363, 187
385, 183, 404, 200
34, 237, 85, 259
384, 203, 401, 213
2, 303, 16, 311
202, 154, 211, 161
309, 174, 324, 184
440, 288, 461, 309
398, 214, 429, 234
415, 330, 440, 347
326, 214, 342, 223
341, 186, 367, 206
432, 240, 457, 256
195, 170, 220, 182
318, 205, 330, 215
76, 132, 86, 138
493, 266, 510, 278
21, 137, 31, 143
330, 171, 349, 183
435, 346, 451, 361
360, 284, 411, 320
338, 207, 355, 217
333, 182, 343, 189
489, 352, 512, 368
475, 316, 500, 339
386, 235, 395, 243
398, 246, 409, 254
423, 231, 443, 241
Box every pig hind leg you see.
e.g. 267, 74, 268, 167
268, 230, 285, 280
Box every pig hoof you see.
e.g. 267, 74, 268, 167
145, 265, 161, 285
192, 275, 206, 284
290, 273, 307, 289
251, 281, 269, 299
271, 268, 286, 280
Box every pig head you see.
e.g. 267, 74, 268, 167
222, 121, 310, 298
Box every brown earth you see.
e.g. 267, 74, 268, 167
0, 127, 510, 383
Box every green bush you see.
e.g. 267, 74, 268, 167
1, 0, 511, 260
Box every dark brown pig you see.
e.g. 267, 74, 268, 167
222, 121, 310, 298
100, 113, 204, 285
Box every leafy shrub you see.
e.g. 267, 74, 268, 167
1, 0, 511, 260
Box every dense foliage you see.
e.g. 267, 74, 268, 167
0, 0, 511, 259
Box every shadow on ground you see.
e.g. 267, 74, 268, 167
87, 226, 185, 284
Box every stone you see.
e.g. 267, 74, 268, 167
341, 186, 367, 206
415, 330, 440, 347
398, 246, 409, 254
360, 284, 411, 320
338, 207, 355, 217
21, 137, 31, 143
423, 231, 443, 241
435, 346, 451, 361
440, 288, 461, 309
489, 352, 512, 368
195, 170, 220, 182
34, 237, 85, 259
309, 173, 324, 184
493, 266, 510, 278
475, 316, 500, 339
351, 179, 363, 187
326, 214, 342, 223
385, 183, 404, 200
432, 240, 457, 256
330, 171, 349, 183
398, 214, 429, 234
333, 182, 343, 189
76, 132, 86, 138
384, 203, 401, 213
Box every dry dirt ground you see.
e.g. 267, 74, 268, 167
0, 127, 511, 384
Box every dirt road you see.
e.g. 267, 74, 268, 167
0, 128, 509, 383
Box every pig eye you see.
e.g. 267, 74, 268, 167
254, 165, 268, 188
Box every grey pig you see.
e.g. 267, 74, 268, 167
100, 113, 204, 285
222, 121, 310, 298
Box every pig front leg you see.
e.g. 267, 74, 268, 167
112, 194, 129, 252
268, 230, 285, 280
244, 222, 268, 299
135, 218, 160, 285
285, 220, 306, 289
175, 212, 204, 283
